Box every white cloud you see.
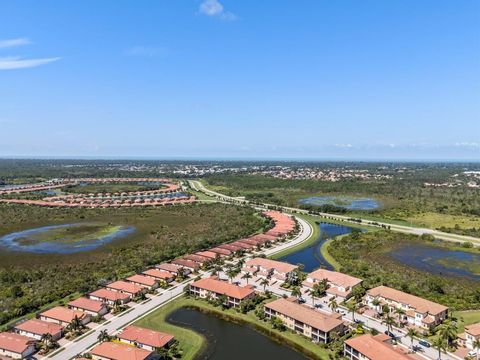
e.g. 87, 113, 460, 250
0, 56, 61, 70
124, 46, 169, 57
454, 142, 480, 149
0, 38, 31, 49
199, 0, 236, 20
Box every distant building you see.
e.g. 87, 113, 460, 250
302, 269, 362, 300
142, 268, 175, 283
344, 333, 411, 360
189, 277, 255, 307
264, 298, 345, 343
366, 286, 448, 329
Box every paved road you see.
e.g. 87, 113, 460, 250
189, 180, 480, 246
50, 213, 313, 359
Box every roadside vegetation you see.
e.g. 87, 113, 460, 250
0, 203, 266, 327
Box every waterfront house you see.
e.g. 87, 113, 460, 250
242, 257, 298, 282
117, 325, 175, 351
90, 342, 153, 360
89, 288, 131, 305
366, 286, 448, 329
344, 333, 411, 360
189, 277, 255, 307
105, 280, 145, 297
264, 298, 345, 343
302, 269, 363, 300
458, 322, 480, 350
0, 332, 37, 359
13, 318, 63, 341
68, 297, 109, 317
126, 274, 159, 290
39, 306, 90, 327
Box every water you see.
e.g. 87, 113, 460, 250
389, 244, 480, 282
280, 222, 354, 272
299, 196, 380, 210
0, 223, 135, 254
167, 308, 307, 360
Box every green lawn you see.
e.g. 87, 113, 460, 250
134, 295, 332, 360
320, 238, 342, 271
453, 310, 480, 333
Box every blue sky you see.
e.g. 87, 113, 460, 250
1, 0, 479, 160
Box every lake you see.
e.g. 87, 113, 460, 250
168, 307, 307, 360
388, 244, 480, 282
280, 222, 354, 272
0, 223, 135, 254
299, 196, 380, 210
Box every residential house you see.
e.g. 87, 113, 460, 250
68, 297, 109, 317
302, 269, 363, 300
90, 342, 153, 360
126, 274, 159, 290
13, 319, 63, 341
105, 280, 145, 297
142, 268, 175, 283
39, 306, 90, 327
0, 332, 37, 359
344, 333, 411, 360
156, 263, 190, 276
242, 257, 298, 282
89, 288, 131, 305
458, 322, 480, 350
189, 277, 255, 307
118, 325, 175, 351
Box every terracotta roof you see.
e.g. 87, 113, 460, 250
14, 318, 63, 337
69, 297, 106, 313
218, 244, 242, 252
172, 258, 199, 270
89, 288, 130, 302
306, 269, 362, 288
345, 334, 411, 360
118, 325, 174, 348
466, 323, 480, 337
195, 251, 219, 259
191, 277, 255, 300
143, 269, 175, 280
265, 298, 344, 332
245, 258, 298, 274
156, 263, 181, 273
0, 332, 35, 354
40, 306, 87, 323
231, 241, 254, 249
91, 342, 152, 360
209, 247, 231, 255
106, 280, 144, 295
184, 254, 211, 263
126, 274, 157, 287
367, 286, 448, 315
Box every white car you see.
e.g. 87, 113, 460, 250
468, 350, 477, 357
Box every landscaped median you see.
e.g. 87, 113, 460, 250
133, 295, 333, 360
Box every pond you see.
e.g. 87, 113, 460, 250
168, 307, 307, 360
280, 222, 354, 272
388, 244, 480, 282
299, 196, 380, 210
0, 223, 135, 254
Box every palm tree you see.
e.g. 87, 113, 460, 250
371, 298, 381, 315
260, 278, 269, 292
210, 265, 222, 277
436, 319, 458, 347
67, 315, 84, 334
226, 268, 238, 283
97, 330, 110, 343
328, 297, 338, 313
241, 272, 252, 284
406, 328, 419, 351
40, 333, 57, 352
311, 282, 325, 307
346, 301, 357, 322
291, 286, 301, 300
394, 307, 406, 325
382, 314, 395, 334
431, 336, 447, 360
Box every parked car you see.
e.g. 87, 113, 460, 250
418, 339, 431, 348
384, 330, 396, 338
468, 350, 477, 357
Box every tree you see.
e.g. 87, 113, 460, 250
210, 265, 222, 277
406, 328, 419, 351
97, 330, 110, 343
260, 278, 269, 292
328, 297, 338, 313
371, 298, 381, 315
226, 268, 238, 284
431, 336, 447, 360
382, 314, 395, 334
241, 272, 252, 284
346, 301, 357, 322
436, 319, 458, 347
394, 307, 406, 325
291, 286, 301, 299
67, 315, 85, 334
311, 282, 327, 306
40, 333, 58, 352
217, 294, 229, 309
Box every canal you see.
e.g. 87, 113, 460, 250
167, 307, 308, 360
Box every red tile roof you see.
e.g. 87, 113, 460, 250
118, 325, 174, 348
305, 269, 362, 288
0, 332, 35, 354
466, 323, 480, 336
68, 297, 106, 313
89, 288, 130, 302
191, 277, 255, 300
156, 263, 181, 273
91, 342, 152, 360
142, 269, 175, 280
265, 298, 344, 332
126, 274, 158, 287
40, 306, 87, 323
14, 319, 63, 337
106, 280, 144, 295
245, 258, 298, 274
345, 334, 411, 360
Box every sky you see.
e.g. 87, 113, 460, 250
0, 0, 479, 160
